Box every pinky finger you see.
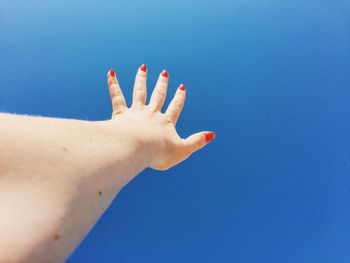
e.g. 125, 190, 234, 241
107, 69, 127, 117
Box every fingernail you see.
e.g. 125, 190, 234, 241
140, 64, 147, 72
204, 132, 215, 142
110, 69, 115, 77
179, 84, 186, 91
161, 70, 168, 78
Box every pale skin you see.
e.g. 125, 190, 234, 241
0, 65, 215, 262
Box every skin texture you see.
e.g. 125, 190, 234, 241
0, 65, 215, 262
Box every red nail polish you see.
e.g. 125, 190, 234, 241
110, 69, 115, 77
179, 84, 186, 91
161, 70, 168, 78
140, 64, 147, 72
204, 132, 215, 142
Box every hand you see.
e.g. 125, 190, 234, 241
106, 64, 215, 171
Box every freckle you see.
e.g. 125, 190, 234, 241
62, 147, 67, 151
99, 191, 102, 196
89, 139, 93, 142
53, 234, 60, 240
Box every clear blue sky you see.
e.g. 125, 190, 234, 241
1, 0, 349, 262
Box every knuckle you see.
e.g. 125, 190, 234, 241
164, 114, 174, 124
111, 108, 125, 117
177, 91, 186, 99
137, 74, 146, 80
182, 144, 193, 157
135, 85, 145, 91
160, 78, 168, 84
111, 88, 123, 97
155, 89, 166, 98
112, 97, 126, 107
131, 102, 145, 110
173, 99, 183, 109
194, 138, 204, 149
136, 79, 146, 89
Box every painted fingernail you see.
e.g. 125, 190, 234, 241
204, 132, 215, 142
161, 70, 168, 78
110, 69, 115, 77
179, 84, 186, 91
140, 64, 147, 72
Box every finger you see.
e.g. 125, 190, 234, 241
132, 64, 148, 107
107, 69, 127, 117
148, 70, 169, 112
165, 84, 186, 125
182, 131, 215, 155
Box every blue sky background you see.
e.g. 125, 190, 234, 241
1, 0, 350, 262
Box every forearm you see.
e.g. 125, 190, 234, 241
0, 113, 150, 262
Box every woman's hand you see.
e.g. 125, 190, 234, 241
106, 64, 215, 171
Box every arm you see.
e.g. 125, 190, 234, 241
0, 65, 215, 263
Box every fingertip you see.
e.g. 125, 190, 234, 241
110, 69, 116, 78
183, 131, 214, 154
140, 64, 147, 72
161, 70, 168, 78
107, 69, 118, 86
203, 131, 215, 143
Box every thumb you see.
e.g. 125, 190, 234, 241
182, 131, 216, 155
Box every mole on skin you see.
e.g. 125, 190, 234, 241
62, 147, 68, 151
99, 191, 102, 196
53, 234, 60, 240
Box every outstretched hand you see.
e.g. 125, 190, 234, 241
106, 65, 215, 171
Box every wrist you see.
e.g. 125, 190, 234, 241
96, 118, 154, 173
